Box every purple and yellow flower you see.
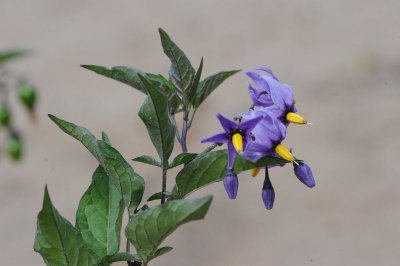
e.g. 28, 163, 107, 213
246, 67, 308, 126
201, 113, 262, 169
240, 108, 294, 163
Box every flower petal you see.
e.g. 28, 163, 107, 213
254, 66, 279, 81
200, 132, 228, 144
227, 141, 237, 169
216, 113, 238, 132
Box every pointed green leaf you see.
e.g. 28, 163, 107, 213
169, 153, 197, 169
159, 28, 195, 92
0, 50, 26, 64
138, 75, 175, 167
76, 166, 124, 259
153, 246, 173, 258
101, 132, 111, 145
192, 70, 241, 108
147, 191, 171, 202
81, 65, 147, 94
187, 58, 203, 104
125, 196, 212, 263
108, 252, 143, 263
174, 150, 287, 198
48, 115, 145, 215
132, 155, 161, 167
34, 187, 100, 266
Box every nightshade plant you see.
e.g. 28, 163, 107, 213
34, 28, 315, 266
0, 50, 37, 162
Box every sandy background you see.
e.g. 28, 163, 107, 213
1, 1, 400, 265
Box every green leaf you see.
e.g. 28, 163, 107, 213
81, 65, 147, 94
192, 70, 241, 108
101, 132, 111, 145
159, 28, 195, 92
76, 166, 124, 259
147, 191, 171, 202
0, 50, 26, 64
154, 246, 173, 258
132, 155, 161, 167
169, 153, 197, 169
34, 187, 100, 266
108, 252, 143, 263
138, 76, 175, 167
125, 196, 212, 263
48, 115, 145, 215
174, 150, 287, 198
187, 58, 203, 104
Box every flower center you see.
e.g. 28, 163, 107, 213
231, 132, 243, 153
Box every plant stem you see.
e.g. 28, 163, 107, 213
180, 111, 189, 153
161, 167, 168, 204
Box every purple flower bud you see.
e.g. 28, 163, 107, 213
223, 170, 238, 199
294, 162, 315, 188
262, 187, 275, 210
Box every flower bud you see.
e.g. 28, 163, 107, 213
262, 187, 275, 209
223, 170, 238, 199
294, 161, 315, 188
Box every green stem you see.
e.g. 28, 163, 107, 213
161, 167, 168, 204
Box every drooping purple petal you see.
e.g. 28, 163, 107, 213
255, 66, 279, 81
227, 141, 237, 170
246, 71, 270, 93
248, 84, 269, 106
200, 132, 228, 144
294, 162, 316, 188
216, 113, 238, 132
223, 170, 238, 199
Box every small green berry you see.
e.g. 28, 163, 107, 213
6, 136, 22, 161
0, 106, 11, 126
18, 83, 37, 111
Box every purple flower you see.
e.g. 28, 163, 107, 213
241, 108, 292, 162
262, 168, 275, 209
246, 67, 308, 126
294, 161, 315, 188
201, 113, 262, 169
223, 169, 239, 199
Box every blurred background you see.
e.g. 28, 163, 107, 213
1, 0, 400, 265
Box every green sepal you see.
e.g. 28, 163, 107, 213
34, 186, 100, 266
158, 28, 195, 93
132, 155, 161, 167
173, 149, 287, 198
48, 114, 145, 216
125, 196, 212, 263
76, 166, 124, 260
192, 70, 241, 108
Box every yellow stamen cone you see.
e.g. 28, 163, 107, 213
232, 133, 243, 153
251, 168, 261, 177
275, 144, 294, 162
286, 112, 307, 124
